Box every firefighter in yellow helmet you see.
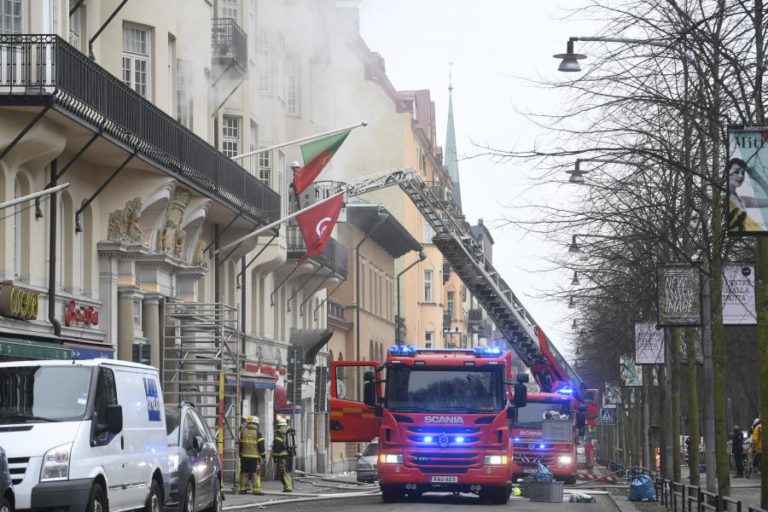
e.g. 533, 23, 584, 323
270, 419, 294, 492
239, 416, 265, 495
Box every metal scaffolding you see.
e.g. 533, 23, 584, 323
163, 301, 242, 485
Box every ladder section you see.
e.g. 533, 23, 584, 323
163, 301, 242, 484
398, 175, 583, 393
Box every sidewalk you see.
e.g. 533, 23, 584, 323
679, 465, 762, 510
222, 471, 378, 509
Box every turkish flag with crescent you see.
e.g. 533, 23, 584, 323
296, 193, 344, 262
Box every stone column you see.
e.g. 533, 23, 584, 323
142, 293, 162, 369
118, 286, 138, 361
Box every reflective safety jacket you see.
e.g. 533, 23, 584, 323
240, 424, 265, 459
272, 432, 289, 457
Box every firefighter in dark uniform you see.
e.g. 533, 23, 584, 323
239, 416, 266, 495
271, 419, 294, 492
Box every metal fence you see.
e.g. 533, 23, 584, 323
0, 34, 279, 226
212, 18, 247, 72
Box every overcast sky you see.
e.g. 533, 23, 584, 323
358, 1, 598, 358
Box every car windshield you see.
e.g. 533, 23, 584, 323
514, 401, 571, 429
165, 408, 181, 445
386, 366, 504, 413
363, 442, 378, 457
0, 366, 92, 423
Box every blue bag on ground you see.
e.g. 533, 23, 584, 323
628, 474, 656, 501
533, 461, 553, 482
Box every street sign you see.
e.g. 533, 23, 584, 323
600, 408, 616, 424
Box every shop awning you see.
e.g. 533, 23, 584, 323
274, 385, 302, 414
0, 337, 72, 360
289, 328, 333, 364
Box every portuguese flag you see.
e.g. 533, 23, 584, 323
293, 130, 350, 194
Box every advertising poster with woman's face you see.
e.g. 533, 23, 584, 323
728, 128, 768, 234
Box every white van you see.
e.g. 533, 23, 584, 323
0, 359, 170, 512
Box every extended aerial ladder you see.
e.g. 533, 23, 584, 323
345, 168, 586, 398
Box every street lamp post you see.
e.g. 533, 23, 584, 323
395, 250, 426, 345
556, 35, 712, 489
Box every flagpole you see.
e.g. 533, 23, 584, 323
230, 121, 368, 162
214, 191, 345, 255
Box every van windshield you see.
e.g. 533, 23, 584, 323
0, 366, 93, 423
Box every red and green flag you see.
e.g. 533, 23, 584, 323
293, 130, 350, 194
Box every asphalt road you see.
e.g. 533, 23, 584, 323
231, 493, 621, 511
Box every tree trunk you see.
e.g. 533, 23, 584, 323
686, 327, 700, 486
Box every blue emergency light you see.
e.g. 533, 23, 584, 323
423, 436, 434, 443
473, 346, 502, 357
557, 387, 574, 395
455, 436, 465, 443
389, 345, 417, 356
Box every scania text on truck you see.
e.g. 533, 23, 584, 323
329, 345, 527, 504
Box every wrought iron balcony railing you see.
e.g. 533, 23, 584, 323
0, 35, 278, 225
212, 18, 247, 73
286, 224, 348, 278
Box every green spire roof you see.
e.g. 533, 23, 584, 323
445, 82, 462, 211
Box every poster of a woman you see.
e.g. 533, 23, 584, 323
727, 157, 768, 232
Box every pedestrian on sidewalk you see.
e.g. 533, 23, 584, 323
270, 419, 294, 493
752, 418, 762, 473
732, 425, 744, 477
239, 416, 266, 495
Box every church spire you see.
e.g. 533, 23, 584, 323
445, 64, 462, 211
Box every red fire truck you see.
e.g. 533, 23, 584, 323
509, 391, 582, 483
330, 345, 528, 504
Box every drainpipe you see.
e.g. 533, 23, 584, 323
48, 160, 62, 337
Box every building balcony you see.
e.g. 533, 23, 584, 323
327, 299, 347, 323
286, 224, 348, 279
211, 18, 247, 74
0, 35, 277, 225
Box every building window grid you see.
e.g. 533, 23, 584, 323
0, 0, 22, 34
424, 269, 433, 303
122, 25, 151, 99
286, 52, 300, 116
222, 0, 239, 19
258, 150, 271, 183
221, 116, 241, 158
257, 32, 272, 94
69, 7, 81, 49
447, 291, 455, 322
423, 219, 432, 243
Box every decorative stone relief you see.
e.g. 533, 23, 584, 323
107, 198, 143, 243
157, 189, 192, 258
192, 239, 210, 268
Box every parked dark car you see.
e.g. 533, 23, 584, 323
1, 445, 13, 512
165, 404, 222, 512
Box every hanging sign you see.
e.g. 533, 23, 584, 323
657, 265, 701, 326
727, 127, 768, 234
620, 355, 643, 387
722, 263, 756, 325
635, 322, 665, 364
603, 384, 620, 408
0, 282, 40, 320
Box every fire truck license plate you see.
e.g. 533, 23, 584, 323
523, 468, 537, 474
430, 476, 458, 483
